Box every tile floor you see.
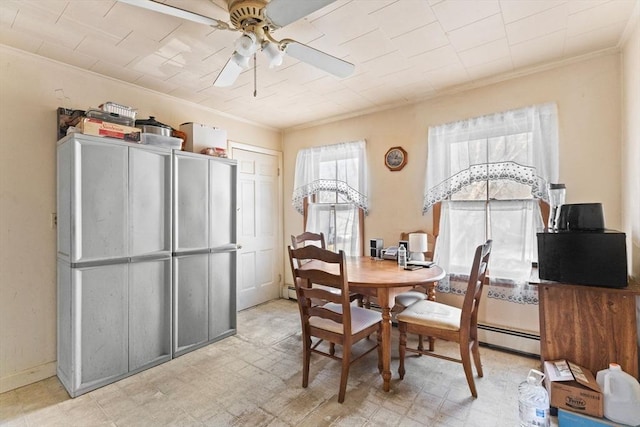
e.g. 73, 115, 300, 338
0, 299, 559, 426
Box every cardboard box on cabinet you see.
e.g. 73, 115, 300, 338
77, 117, 141, 142
544, 360, 603, 418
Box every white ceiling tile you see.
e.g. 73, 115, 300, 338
163, 0, 229, 22
567, 0, 614, 14
117, 32, 162, 58
107, 0, 181, 42
19, 0, 68, 16
371, 0, 438, 39
423, 62, 470, 89
505, 3, 570, 45
447, 13, 505, 52
273, 13, 329, 44
164, 69, 211, 90
37, 40, 98, 70
90, 60, 144, 84
566, 0, 637, 37
408, 44, 460, 71
466, 56, 513, 81
167, 87, 212, 106
510, 30, 566, 69
340, 69, 387, 91
62, 0, 131, 41
0, 1, 19, 27
12, 6, 84, 50
128, 53, 183, 80
500, 0, 567, 24
564, 20, 629, 55
271, 61, 325, 85
393, 21, 449, 58
75, 34, 138, 67
459, 38, 510, 68
308, 0, 381, 44
432, 0, 501, 31
362, 51, 411, 77
340, 29, 397, 63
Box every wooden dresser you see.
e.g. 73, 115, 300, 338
535, 276, 640, 379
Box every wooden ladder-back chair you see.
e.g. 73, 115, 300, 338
288, 245, 382, 403
397, 240, 492, 398
290, 232, 364, 307
393, 231, 438, 350
291, 231, 327, 250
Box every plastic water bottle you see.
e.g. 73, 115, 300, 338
596, 363, 640, 426
398, 244, 407, 268
518, 369, 550, 427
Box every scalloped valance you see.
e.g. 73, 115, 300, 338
423, 103, 559, 212
292, 140, 368, 214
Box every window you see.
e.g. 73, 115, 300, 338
292, 140, 368, 256
423, 103, 559, 303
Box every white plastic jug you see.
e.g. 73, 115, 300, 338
518, 369, 550, 427
596, 363, 640, 426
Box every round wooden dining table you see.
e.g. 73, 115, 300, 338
344, 257, 446, 392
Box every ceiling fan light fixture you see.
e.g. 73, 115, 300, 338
234, 32, 259, 56
263, 42, 284, 68
232, 52, 250, 69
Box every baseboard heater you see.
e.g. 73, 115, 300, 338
478, 323, 540, 359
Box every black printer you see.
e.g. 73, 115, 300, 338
537, 203, 628, 288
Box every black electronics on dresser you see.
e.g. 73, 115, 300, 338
537, 203, 628, 288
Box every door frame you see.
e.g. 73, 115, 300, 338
228, 141, 285, 299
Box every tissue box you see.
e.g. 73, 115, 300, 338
544, 360, 603, 418
179, 122, 227, 153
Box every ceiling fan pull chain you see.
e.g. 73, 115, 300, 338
253, 52, 257, 97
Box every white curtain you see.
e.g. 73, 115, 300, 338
423, 103, 559, 212
306, 203, 361, 256
435, 201, 543, 276
292, 140, 368, 214
435, 200, 543, 304
427, 103, 558, 304
434, 201, 487, 277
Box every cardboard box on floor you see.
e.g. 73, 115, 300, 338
544, 360, 603, 418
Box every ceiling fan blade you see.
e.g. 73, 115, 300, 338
285, 42, 354, 78
116, 0, 230, 30
213, 55, 244, 87
264, 0, 337, 28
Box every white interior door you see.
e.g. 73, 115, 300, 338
231, 145, 282, 311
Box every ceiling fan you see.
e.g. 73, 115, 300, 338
117, 0, 355, 87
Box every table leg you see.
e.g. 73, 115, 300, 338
428, 283, 436, 351
377, 288, 392, 392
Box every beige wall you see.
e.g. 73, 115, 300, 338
283, 53, 624, 280
1, 24, 637, 393
0, 46, 282, 393
621, 15, 640, 282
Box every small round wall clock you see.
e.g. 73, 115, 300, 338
384, 146, 407, 171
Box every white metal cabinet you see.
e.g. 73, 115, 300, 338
76, 263, 129, 389
129, 258, 172, 371
209, 251, 236, 340
173, 154, 209, 253
173, 151, 237, 357
57, 134, 172, 397
129, 146, 172, 257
